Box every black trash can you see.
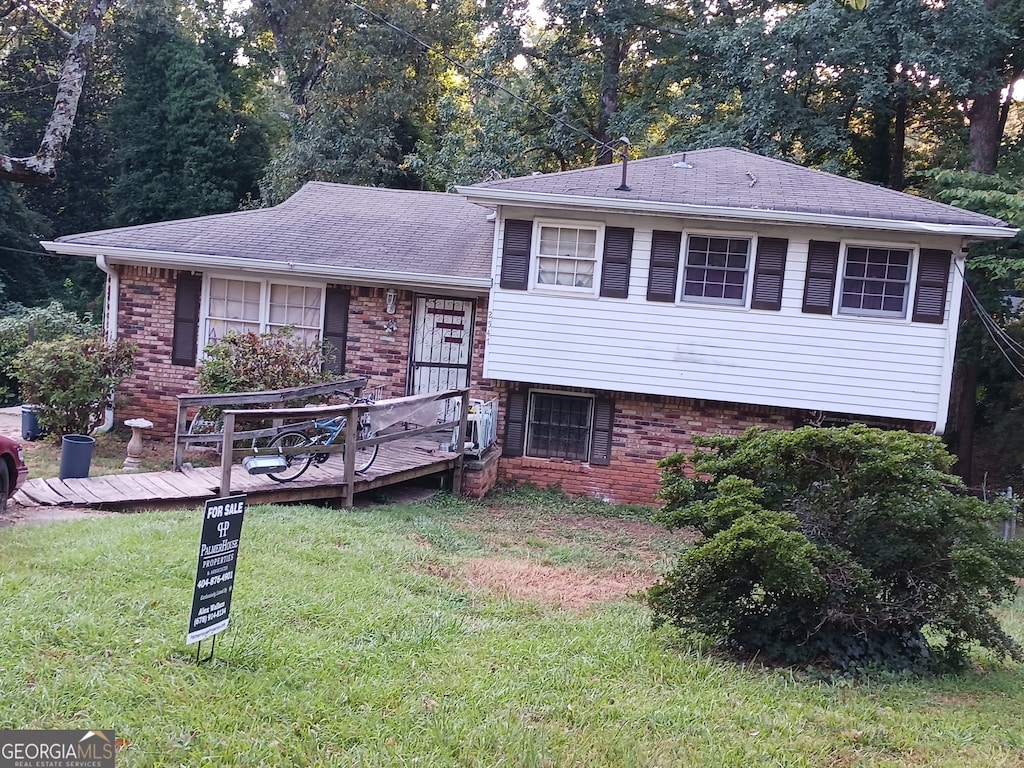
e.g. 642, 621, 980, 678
60, 434, 95, 480
21, 405, 42, 441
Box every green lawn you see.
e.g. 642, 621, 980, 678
1, 492, 1022, 767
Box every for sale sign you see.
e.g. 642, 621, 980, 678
187, 495, 246, 644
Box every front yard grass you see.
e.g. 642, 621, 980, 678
1, 492, 1022, 767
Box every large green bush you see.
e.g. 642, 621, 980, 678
197, 329, 335, 395
11, 336, 136, 438
648, 425, 1024, 673
0, 302, 99, 405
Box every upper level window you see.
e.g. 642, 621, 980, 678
839, 246, 911, 317
682, 235, 751, 304
536, 225, 598, 289
205, 277, 323, 346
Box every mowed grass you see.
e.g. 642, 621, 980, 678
1, 493, 1023, 768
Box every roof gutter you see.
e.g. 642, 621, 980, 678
456, 187, 1019, 240
40, 242, 492, 291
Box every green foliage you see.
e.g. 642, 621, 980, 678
197, 328, 334, 395
0, 302, 99, 405
11, 335, 136, 438
108, 13, 265, 225
649, 425, 1024, 673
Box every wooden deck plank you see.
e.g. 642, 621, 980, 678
14, 479, 69, 506
14, 434, 463, 512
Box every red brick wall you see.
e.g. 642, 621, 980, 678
115, 266, 198, 435
494, 384, 930, 506
113, 271, 494, 436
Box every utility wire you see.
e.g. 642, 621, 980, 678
955, 260, 1024, 379
342, 0, 621, 159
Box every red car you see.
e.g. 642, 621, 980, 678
0, 434, 29, 513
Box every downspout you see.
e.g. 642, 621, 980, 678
96, 255, 118, 433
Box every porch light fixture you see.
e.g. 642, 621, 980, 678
385, 288, 398, 315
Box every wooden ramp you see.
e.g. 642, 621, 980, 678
14, 435, 460, 512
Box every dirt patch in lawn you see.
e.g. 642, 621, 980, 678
454, 556, 654, 609
425, 507, 693, 610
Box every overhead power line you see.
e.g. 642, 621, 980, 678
956, 261, 1024, 380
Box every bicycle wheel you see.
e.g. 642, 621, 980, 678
350, 439, 379, 474
267, 430, 315, 482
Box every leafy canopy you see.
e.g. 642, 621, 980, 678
649, 425, 1024, 673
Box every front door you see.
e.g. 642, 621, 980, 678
410, 297, 474, 413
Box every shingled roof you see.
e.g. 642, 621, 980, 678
461, 147, 1012, 233
48, 183, 495, 286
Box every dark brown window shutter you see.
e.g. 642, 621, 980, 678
500, 219, 533, 290
600, 227, 634, 298
750, 237, 788, 311
802, 240, 840, 314
503, 390, 527, 457
172, 272, 202, 366
322, 286, 350, 374
589, 398, 615, 465
647, 230, 681, 302
912, 249, 951, 324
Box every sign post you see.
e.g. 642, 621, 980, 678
187, 494, 246, 662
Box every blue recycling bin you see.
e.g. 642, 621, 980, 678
21, 404, 42, 441
59, 434, 95, 480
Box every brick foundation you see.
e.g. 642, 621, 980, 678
494, 384, 931, 507
460, 445, 501, 498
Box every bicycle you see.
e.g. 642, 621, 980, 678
266, 399, 378, 483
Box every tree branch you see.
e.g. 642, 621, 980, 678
22, 1, 74, 41
0, 0, 112, 185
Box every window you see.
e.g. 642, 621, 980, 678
205, 277, 323, 345
503, 391, 615, 465
839, 246, 911, 317
536, 224, 599, 289
526, 392, 594, 460
682, 235, 751, 304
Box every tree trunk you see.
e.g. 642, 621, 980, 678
968, 87, 1002, 174
0, 0, 112, 185
595, 36, 625, 165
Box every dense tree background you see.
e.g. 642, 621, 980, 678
2, 0, 1024, 482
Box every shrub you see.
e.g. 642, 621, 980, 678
197, 328, 335, 395
648, 425, 1024, 673
11, 336, 137, 439
0, 302, 99, 405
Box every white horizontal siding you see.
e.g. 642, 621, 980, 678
485, 210, 965, 423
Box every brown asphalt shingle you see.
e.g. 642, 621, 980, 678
55, 183, 496, 280
470, 147, 1009, 229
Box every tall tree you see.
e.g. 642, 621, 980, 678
107, 10, 264, 225
0, 0, 112, 185
253, 0, 476, 200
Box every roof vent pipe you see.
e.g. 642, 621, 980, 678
614, 137, 631, 191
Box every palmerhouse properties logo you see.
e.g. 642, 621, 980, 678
0, 730, 114, 768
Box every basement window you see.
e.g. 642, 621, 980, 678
526, 392, 594, 461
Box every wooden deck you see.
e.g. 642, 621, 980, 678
14, 434, 460, 512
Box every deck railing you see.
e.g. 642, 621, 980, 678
173, 377, 369, 470
218, 387, 471, 507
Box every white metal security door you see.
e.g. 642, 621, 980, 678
410, 297, 474, 409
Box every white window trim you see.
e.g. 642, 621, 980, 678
676, 229, 756, 308
524, 388, 596, 461
835, 240, 918, 321
199, 274, 327, 357
530, 218, 605, 295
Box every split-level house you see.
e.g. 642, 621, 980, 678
43, 148, 1017, 504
